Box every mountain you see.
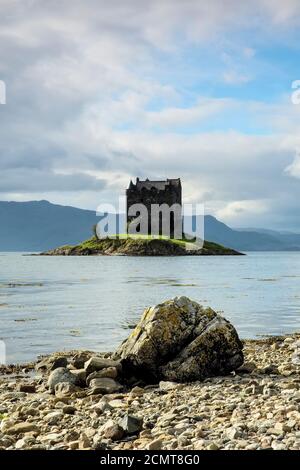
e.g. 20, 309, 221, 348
204, 215, 291, 251
0, 200, 300, 251
0, 200, 98, 251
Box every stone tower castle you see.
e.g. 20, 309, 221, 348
126, 178, 182, 237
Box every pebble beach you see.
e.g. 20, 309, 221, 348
1, 333, 300, 451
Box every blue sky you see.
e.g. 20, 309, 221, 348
1, 0, 300, 230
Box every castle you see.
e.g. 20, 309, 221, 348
126, 178, 182, 237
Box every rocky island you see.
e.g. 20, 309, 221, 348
41, 236, 243, 256
1, 297, 299, 451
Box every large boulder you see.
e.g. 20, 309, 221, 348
114, 296, 243, 382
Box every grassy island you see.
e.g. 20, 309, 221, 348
41, 235, 243, 256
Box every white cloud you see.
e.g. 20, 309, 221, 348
284, 149, 300, 178
216, 199, 269, 221
1, 0, 300, 228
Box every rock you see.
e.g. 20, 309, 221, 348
15, 436, 36, 449
40, 432, 64, 444
54, 382, 79, 398
86, 367, 118, 386
225, 427, 242, 440
48, 367, 78, 393
114, 297, 243, 382
84, 357, 121, 376
291, 353, 300, 365
236, 362, 257, 373
65, 430, 80, 442
69, 369, 86, 385
88, 378, 122, 395
36, 356, 68, 372
129, 386, 145, 398
44, 411, 63, 425
78, 432, 91, 450
159, 381, 183, 391
17, 383, 36, 393
5, 422, 39, 435
103, 422, 124, 441
71, 352, 91, 369
271, 441, 287, 450
147, 438, 163, 450
69, 440, 79, 450
119, 414, 143, 435
207, 442, 220, 450
63, 405, 76, 415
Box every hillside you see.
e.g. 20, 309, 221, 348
1, 200, 300, 251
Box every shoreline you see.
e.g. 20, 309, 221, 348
1, 332, 300, 450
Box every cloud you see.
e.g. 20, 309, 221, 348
0, 1, 300, 229
284, 149, 300, 178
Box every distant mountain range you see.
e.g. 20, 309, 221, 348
1, 200, 300, 252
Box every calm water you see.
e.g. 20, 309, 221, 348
0, 252, 300, 363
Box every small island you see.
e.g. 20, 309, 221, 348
41, 179, 243, 256
41, 235, 243, 256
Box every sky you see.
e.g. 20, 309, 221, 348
1, 0, 300, 230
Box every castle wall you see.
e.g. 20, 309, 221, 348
126, 181, 182, 237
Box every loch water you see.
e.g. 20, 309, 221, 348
0, 252, 300, 363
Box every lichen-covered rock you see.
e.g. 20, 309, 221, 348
114, 296, 243, 382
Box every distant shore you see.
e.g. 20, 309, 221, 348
0, 332, 299, 450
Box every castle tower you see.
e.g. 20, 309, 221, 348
126, 178, 182, 238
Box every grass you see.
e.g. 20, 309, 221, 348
63, 234, 238, 255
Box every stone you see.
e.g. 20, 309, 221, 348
103, 422, 124, 441
225, 427, 242, 440
69, 440, 79, 450
129, 386, 145, 397
44, 411, 63, 425
48, 367, 78, 393
86, 367, 118, 386
271, 441, 287, 450
84, 357, 121, 376
71, 352, 91, 369
207, 442, 220, 450
17, 383, 36, 393
119, 414, 143, 435
5, 422, 39, 435
79, 432, 91, 450
147, 438, 163, 450
63, 405, 76, 415
36, 356, 68, 371
236, 362, 257, 373
54, 382, 79, 398
291, 353, 300, 365
69, 369, 86, 385
114, 297, 243, 382
40, 432, 64, 444
159, 381, 182, 391
15, 436, 36, 449
88, 378, 122, 395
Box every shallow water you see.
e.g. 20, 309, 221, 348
0, 252, 300, 363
